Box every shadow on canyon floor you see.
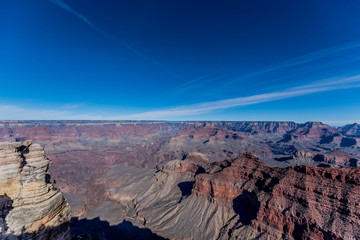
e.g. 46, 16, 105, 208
178, 181, 194, 197
0, 222, 70, 240
71, 217, 168, 240
232, 190, 260, 225
0, 194, 14, 233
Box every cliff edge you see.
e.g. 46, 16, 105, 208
0, 140, 71, 239
91, 152, 360, 239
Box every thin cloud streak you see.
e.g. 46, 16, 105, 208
49, 0, 182, 80
172, 73, 226, 96
120, 75, 360, 119
171, 41, 360, 98
2, 75, 359, 121
49, 0, 111, 38
222, 41, 360, 88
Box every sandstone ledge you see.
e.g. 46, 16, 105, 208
0, 141, 71, 239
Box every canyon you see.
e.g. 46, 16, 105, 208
86, 152, 360, 239
0, 121, 359, 239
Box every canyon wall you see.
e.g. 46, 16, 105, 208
86, 153, 360, 240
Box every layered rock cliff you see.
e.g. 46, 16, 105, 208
273, 149, 359, 167
84, 153, 360, 240
0, 141, 71, 239
340, 123, 360, 137
193, 153, 360, 239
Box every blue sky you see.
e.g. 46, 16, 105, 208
1, 0, 360, 124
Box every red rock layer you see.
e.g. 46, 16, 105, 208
193, 153, 360, 239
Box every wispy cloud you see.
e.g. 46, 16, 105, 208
49, 0, 182, 80
119, 75, 360, 119
2, 75, 359, 121
172, 41, 360, 97
172, 73, 226, 97
222, 41, 360, 87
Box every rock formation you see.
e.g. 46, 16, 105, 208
193, 153, 360, 239
340, 123, 360, 137
0, 140, 71, 239
81, 153, 360, 240
275, 149, 359, 167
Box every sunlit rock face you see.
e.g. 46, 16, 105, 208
0, 140, 71, 239
82, 153, 360, 240
192, 153, 360, 239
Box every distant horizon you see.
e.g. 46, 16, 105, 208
0, 119, 359, 127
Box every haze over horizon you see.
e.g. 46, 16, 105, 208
1, 0, 360, 124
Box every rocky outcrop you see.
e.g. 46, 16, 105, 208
85, 153, 360, 240
193, 153, 360, 239
0, 141, 71, 239
340, 123, 360, 137
276, 149, 360, 167
220, 121, 299, 134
